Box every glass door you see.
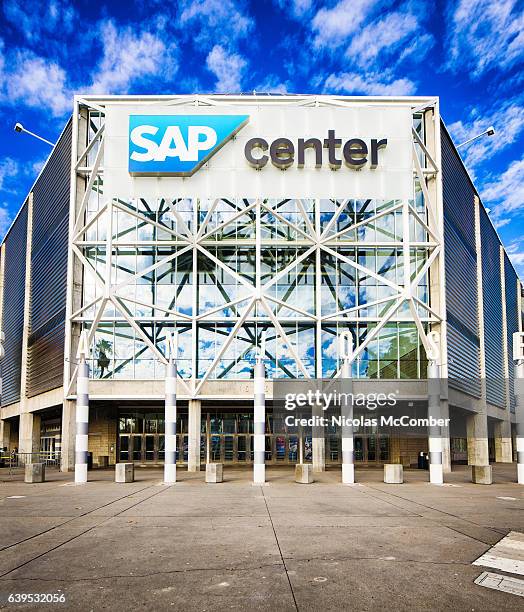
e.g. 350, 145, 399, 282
145, 435, 155, 462
132, 436, 142, 462
119, 435, 130, 462
353, 435, 389, 464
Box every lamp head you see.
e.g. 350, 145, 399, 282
486, 126, 495, 136
14, 122, 23, 133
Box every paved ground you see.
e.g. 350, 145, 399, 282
0, 464, 522, 611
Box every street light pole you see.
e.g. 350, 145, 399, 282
456, 126, 495, 149
14, 123, 54, 147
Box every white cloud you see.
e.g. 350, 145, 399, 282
0, 18, 179, 117
504, 239, 524, 275
2, 50, 71, 116
312, 0, 381, 48
254, 75, 289, 94
0, 158, 19, 191
397, 33, 435, 63
345, 11, 421, 65
206, 45, 247, 92
3, 0, 76, 43
481, 156, 524, 224
275, 0, 313, 19
446, 0, 524, 77
322, 71, 417, 96
88, 21, 178, 94
0, 203, 13, 239
448, 100, 524, 171
178, 0, 253, 46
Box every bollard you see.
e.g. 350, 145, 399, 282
25, 463, 45, 483
115, 463, 134, 483
384, 464, 403, 484
206, 463, 223, 483
295, 463, 314, 484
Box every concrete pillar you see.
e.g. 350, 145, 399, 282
312, 402, 325, 473
187, 399, 201, 472
164, 355, 177, 484
494, 420, 513, 463
428, 358, 443, 485
0, 419, 11, 451
60, 399, 76, 472
341, 358, 354, 484
18, 412, 41, 461
440, 399, 452, 473
75, 359, 89, 483
515, 357, 524, 484
466, 412, 489, 466
253, 360, 266, 484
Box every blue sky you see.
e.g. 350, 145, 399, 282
0, 0, 522, 273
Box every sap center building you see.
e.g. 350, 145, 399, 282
0, 94, 522, 483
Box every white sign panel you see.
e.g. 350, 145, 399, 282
104, 104, 414, 200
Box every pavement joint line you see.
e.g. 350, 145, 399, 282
0, 561, 287, 584
0, 483, 157, 553
0, 482, 172, 579
282, 555, 474, 566
360, 483, 510, 545
0, 557, 480, 585
261, 486, 299, 612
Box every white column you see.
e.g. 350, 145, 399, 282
75, 331, 90, 483
187, 399, 201, 472
428, 359, 443, 484
341, 355, 355, 484
75, 359, 89, 483
164, 355, 177, 483
440, 399, 452, 473
312, 400, 325, 473
427, 332, 443, 485
514, 332, 524, 484
516, 362, 524, 485
60, 399, 76, 472
253, 359, 266, 484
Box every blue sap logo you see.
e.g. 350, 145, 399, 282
129, 114, 249, 176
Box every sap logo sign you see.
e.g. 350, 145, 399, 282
129, 115, 249, 176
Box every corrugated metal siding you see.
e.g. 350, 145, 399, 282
27, 120, 71, 397
504, 253, 519, 413
480, 206, 505, 407
441, 128, 477, 254
1, 204, 28, 406
441, 125, 481, 396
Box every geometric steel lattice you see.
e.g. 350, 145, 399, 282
65, 96, 443, 397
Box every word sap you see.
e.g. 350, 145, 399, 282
129, 115, 249, 176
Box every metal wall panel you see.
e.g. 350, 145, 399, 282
1, 204, 28, 406
504, 253, 519, 413
441, 125, 481, 396
27, 119, 71, 397
480, 206, 505, 407
441, 128, 477, 254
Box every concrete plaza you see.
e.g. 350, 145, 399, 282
0, 464, 522, 611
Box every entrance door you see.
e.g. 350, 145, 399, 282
354, 435, 389, 464
118, 434, 164, 464
144, 435, 155, 462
